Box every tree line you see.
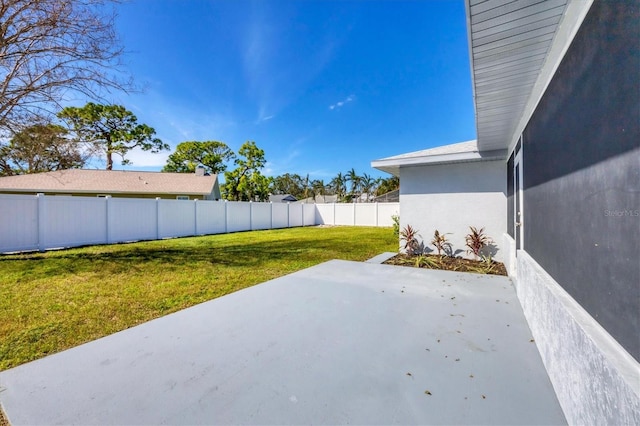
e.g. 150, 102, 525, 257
166, 140, 399, 203
0, 106, 398, 203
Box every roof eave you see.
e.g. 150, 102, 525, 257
372, 149, 507, 176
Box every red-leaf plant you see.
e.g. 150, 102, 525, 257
400, 225, 422, 255
431, 230, 452, 256
465, 226, 493, 260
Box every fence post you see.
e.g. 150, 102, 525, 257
155, 197, 161, 239
105, 196, 112, 243
224, 200, 228, 234
270, 201, 274, 229
375, 202, 379, 227
249, 200, 253, 230
194, 199, 198, 235
37, 193, 46, 252
333, 203, 336, 225
287, 202, 290, 228
301, 202, 305, 227
353, 203, 356, 226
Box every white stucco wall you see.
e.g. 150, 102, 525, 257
399, 160, 506, 261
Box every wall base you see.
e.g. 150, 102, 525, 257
515, 251, 640, 425
502, 234, 516, 277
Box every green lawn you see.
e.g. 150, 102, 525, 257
0, 226, 397, 370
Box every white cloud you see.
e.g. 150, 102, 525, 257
329, 95, 355, 110
120, 148, 171, 169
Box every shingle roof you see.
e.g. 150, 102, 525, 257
269, 194, 297, 203
0, 169, 218, 195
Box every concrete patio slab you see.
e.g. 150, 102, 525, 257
0, 260, 566, 425
365, 251, 397, 264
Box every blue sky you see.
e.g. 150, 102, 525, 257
104, 0, 476, 180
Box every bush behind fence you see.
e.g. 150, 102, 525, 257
0, 194, 398, 253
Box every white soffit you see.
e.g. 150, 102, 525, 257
467, 0, 572, 151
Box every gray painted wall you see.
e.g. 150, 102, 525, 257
521, 0, 640, 361
509, 1, 640, 422
400, 160, 506, 261
515, 251, 640, 426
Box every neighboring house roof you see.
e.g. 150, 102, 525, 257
297, 194, 339, 204
269, 194, 297, 203
371, 140, 505, 176
0, 169, 219, 197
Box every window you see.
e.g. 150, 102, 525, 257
176, 195, 190, 200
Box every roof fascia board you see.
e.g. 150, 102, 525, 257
506, 0, 594, 156
465, 0, 479, 140
372, 149, 506, 170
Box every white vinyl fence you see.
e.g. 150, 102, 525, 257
315, 203, 398, 227
0, 194, 398, 253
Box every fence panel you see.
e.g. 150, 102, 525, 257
355, 204, 377, 226
158, 199, 195, 238
0, 195, 399, 253
377, 203, 399, 227
251, 202, 272, 230
303, 204, 316, 226
334, 204, 355, 225
109, 198, 157, 243
226, 202, 251, 233
271, 203, 289, 228
314, 204, 334, 225
288, 203, 303, 227
196, 200, 226, 235
43, 196, 107, 249
0, 194, 38, 252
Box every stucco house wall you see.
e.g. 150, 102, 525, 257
399, 160, 506, 261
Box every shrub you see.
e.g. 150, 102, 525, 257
415, 254, 441, 269
465, 226, 493, 259
392, 214, 400, 237
467, 255, 499, 274
400, 225, 422, 255
431, 230, 452, 256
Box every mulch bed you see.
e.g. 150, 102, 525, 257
0, 407, 10, 426
383, 253, 507, 276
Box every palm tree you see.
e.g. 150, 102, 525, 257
312, 179, 326, 197
347, 168, 361, 202
330, 172, 347, 201
360, 173, 376, 202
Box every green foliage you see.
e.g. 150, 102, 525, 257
347, 168, 361, 201
400, 224, 422, 255
376, 176, 399, 196
222, 141, 271, 201
329, 172, 348, 202
465, 226, 493, 259
431, 230, 452, 256
392, 214, 400, 237
269, 169, 398, 204
414, 254, 441, 269
466, 255, 499, 274
58, 103, 168, 170
271, 173, 306, 198
0, 123, 84, 176
163, 141, 235, 174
